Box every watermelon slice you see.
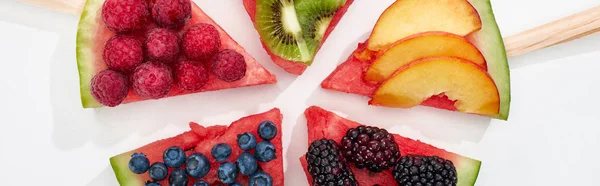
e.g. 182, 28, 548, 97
321, 0, 510, 120
109, 108, 283, 185
242, 0, 354, 75
77, 0, 277, 108
300, 106, 481, 186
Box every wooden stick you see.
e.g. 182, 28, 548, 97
20, 0, 600, 57
504, 5, 600, 57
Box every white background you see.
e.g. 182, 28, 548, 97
1, 0, 599, 185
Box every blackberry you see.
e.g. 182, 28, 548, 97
341, 125, 400, 172
306, 139, 357, 186
392, 155, 458, 186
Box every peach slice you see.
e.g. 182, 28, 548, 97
365, 31, 486, 83
370, 57, 500, 116
367, 0, 482, 51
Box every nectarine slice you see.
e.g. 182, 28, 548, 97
365, 31, 486, 83
367, 0, 482, 51
370, 57, 500, 116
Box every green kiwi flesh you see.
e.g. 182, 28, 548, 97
256, 0, 346, 65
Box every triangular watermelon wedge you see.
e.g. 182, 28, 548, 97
299, 106, 481, 186
321, 0, 511, 120
242, 0, 354, 75
77, 0, 277, 108
109, 108, 283, 185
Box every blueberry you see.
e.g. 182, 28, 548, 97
255, 141, 276, 162
128, 153, 150, 174
145, 181, 161, 186
148, 162, 168, 181
217, 162, 238, 184
168, 168, 188, 186
249, 171, 273, 186
230, 182, 242, 186
163, 146, 186, 168
237, 132, 257, 150
236, 152, 258, 176
192, 180, 209, 186
211, 143, 232, 162
186, 153, 210, 178
258, 120, 277, 140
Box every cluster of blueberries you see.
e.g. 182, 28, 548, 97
128, 120, 279, 186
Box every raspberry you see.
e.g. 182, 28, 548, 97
212, 49, 247, 82
174, 61, 209, 91
103, 35, 144, 73
182, 24, 221, 62
151, 0, 192, 29
146, 28, 181, 63
131, 62, 174, 99
90, 70, 129, 107
101, 0, 149, 33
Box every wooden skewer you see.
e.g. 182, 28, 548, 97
20, 0, 600, 58
503, 5, 600, 57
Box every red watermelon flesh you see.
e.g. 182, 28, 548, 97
109, 108, 283, 186
242, 0, 354, 75
77, 1, 277, 108
299, 106, 481, 186
321, 42, 459, 111
321, 42, 378, 96
189, 123, 228, 138
192, 108, 284, 185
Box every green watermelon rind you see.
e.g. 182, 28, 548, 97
468, 0, 511, 120
76, 0, 103, 108
109, 151, 143, 186
456, 156, 481, 185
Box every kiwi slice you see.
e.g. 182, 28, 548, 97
295, 0, 346, 54
256, 0, 346, 65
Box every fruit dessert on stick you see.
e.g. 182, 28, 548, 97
300, 106, 481, 186
322, 0, 511, 120
77, 0, 277, 108
110, 108, 283, 186
242, 0, 354, 75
